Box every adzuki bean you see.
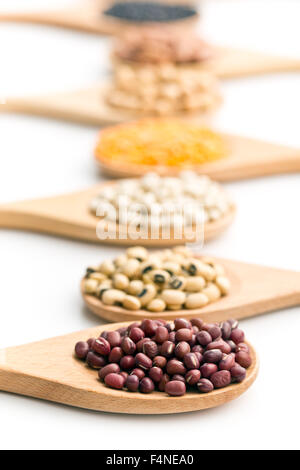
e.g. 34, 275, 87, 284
86, 351, 107, 369
126, 374, 139, 392
75, 317, 251, 397
75, 341, 89, 359
197, 378, 214, 393
107, 331, 121, 348
140, 377, 155, 393
109, 346, 124, 363
105, 373, 125, 390
165, 380, 186, 397
93, 338, 111, 356
131, 368, 145, 380
99, 363, 120, 380
185, 369, 201, 385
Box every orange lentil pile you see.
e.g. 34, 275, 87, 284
95, 119, 226, 168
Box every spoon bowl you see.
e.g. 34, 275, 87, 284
0, 322, 258, 414
82, 256, 300, 322
0, 182, 236, 246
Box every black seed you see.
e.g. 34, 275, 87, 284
165, 269, 173, 276
170, 278, 182, 289
86, 267, 96, 278
104, 1, 197, 23
98, 288, 109, 299
138, 288, 147, 298
154, 274, 165, 284
142, 266, 153, 274
188, 264, 197, 276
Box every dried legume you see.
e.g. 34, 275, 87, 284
75, 317, 251, 397
104, 2, 197, 23
83, 246, 230, 313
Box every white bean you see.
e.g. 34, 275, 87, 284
127, 280, 144, 296
88, 272, 107, 282
126, 246, 148, 261
185, 276, 206, 292
84, 279, 99, 294
113, 273, 130, 290
123, 295, 141, 310
138, 284, 157, 306
215, 276, 231, 295
99, 260, 115, 276
102, 289, 126, 306
121, 259, 140, 278
185, 293, 209, 309
202, 283, 221, 301
146, 298, 166, 312
161, 289, 186, 306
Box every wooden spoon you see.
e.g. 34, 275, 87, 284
0, 321, 258, 414
1, 1, 299, 77
0, 83, 215, 127
96, 133, 300, 181
0, 183, 236, 246
82, 256, 300, 322
0, 0, 198, 36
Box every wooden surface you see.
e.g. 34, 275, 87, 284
0, 83, 214, 127
82, 257, 300, 322
213, 46, 300, 78
0, 0, 198, 36
1, 0, 300, 78
0, 321, 258, 414
97, 133, 300, 181
0, 183, 236, 246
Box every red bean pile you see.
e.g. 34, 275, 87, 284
74, 318, 252, 397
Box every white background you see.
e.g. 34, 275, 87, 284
0, 0, 300, 450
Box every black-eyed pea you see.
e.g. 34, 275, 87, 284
114, 254, 128, 268
215, 276, 231, 295
139, 258, 161, 277
96, 279, 113, 296
149, 269, 170, 286
85, 266, 98, 276
159, 249, 173, 261
113, 273, 130, 290
163, 261, 181, 276
138, 284, 157, 306
88, 272, 107, 282
195, 261, 216, 281
141, 273, 151, 284
126, 246, 148, 261
122, 295, 141, 311
84, 278, 99, 294
167, 304, 184, 311
169, 276, 186, 290
185, 292, 209, 309
185, 276, 206, 292
121, 258, 140, 278
214, 264, 226, 276
99, 259, 115, 276
127, 280, 144, 296
202, 283, 221, 302
172, 246, 192, 256
102, 289, 126, 306
161, 289, 186, 307
146, 298, 166, 312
